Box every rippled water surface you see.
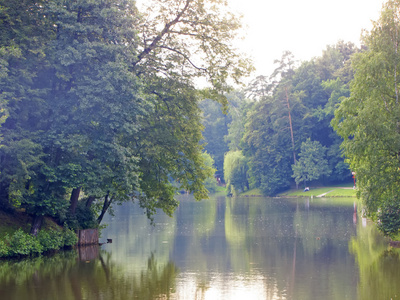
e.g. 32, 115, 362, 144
1, 195, 399, 300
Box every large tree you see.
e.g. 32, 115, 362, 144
242, 96, 293, 196
332, 0, 400, 237
0, 0, 252, 232
0, 0, 54, 213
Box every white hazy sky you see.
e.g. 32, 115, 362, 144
228, 0, 386, 78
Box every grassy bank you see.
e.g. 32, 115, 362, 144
236, 185, 357, 198
280, 186, 357, 197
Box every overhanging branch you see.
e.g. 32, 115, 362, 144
133, 0, 192, 68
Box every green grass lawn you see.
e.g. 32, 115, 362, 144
279, 186, 356, 197
327, 188, 357, 197
237, 183, 357, 198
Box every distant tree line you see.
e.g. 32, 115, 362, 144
202, 41, 357, 195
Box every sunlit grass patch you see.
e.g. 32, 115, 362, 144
284, 188, 333, 197
281, 187, 356, 197
327, 188, 356, 197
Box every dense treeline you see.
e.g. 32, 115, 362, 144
0, 0, 252, 233
202, 42, 358, 196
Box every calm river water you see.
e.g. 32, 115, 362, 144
1, 195, 399, 300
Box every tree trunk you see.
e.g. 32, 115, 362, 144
69, 187, 81, 215
85, 196, 95, 208
97, 193, 112, 225
30, 215, 44, 236
285, 87, 296, 165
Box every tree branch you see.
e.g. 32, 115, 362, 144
159, 45, 208, 72
133, 0, 192, 68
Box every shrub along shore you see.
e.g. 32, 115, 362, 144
0, 211, 77, 258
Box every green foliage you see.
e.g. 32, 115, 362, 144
7, 229, 42, 256
241, 42, 357, 196
37, 229, 63, 252
332, 0, 400, 227
75, 203, 98, 230
292, 138, 331, 187
377, 201, 400, 239
65, 201, 98, 230
242, 97, 292, 196
134, 0, 254, 100
0, 227, 78, 258
201, 152, 218, 193
200, 91, 251, 181
225, 91, 252, 152
224, 150, 249, 194
0, 239, 8, 257
62, 227, 78, 247
200, 98, 230, 180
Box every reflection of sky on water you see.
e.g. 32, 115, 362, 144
176, 272, 280, 300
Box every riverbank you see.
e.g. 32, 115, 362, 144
0, 209, 78, 258
0, 185, 356, 238
238, 185, 357, 198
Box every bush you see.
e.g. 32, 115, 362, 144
0, 238, 9, 257
8, 229, 42, 256
0, 227, 78, 258
62, 227, 78, 247
377, 201, 400, 239
37, 229, 63, 252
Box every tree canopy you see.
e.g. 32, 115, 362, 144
332, 0, 400, 236
0, 0, 252, 232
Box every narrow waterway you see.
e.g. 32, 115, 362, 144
0, 195, 398, 300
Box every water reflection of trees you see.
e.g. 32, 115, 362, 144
0, 250, 178, 300
350, 220, 400, 300
171, 196, 359, 299
223, 197, 358, 300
